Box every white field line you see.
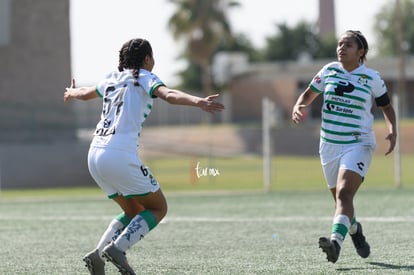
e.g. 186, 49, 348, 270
162, 216, 414, 223
0, 215, 413, 223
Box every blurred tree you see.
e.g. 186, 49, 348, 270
176, 33, 261, 91
374, 0, 414, 117
175, 55, 203, 91
216, 33, 263, 62
168, 0, 240, 95
374, 0, 414, 56
263, 21, 337, 61
314, 33, 338, 59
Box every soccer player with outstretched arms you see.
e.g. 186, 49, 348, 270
64, 38, 224, 275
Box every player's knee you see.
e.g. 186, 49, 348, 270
153, 202, 168, 221
160, 203, 168, 219
336, 187, 353, 204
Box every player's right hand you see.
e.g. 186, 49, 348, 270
64, 79, 76, 103
292, 104, 306, 124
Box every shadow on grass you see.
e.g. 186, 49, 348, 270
335, 262, 414, 272
368, 262, 414, 271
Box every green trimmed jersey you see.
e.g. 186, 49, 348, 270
309, 62, 387, 147
91, 69, 164, 151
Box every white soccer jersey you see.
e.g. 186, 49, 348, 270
309, 62, 387, 147
91, 69, 164, 151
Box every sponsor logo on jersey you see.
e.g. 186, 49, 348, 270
326, 103, 353, 114
334, 81, 355, 96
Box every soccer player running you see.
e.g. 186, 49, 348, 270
291, 30, 397, 263
64, 38, 224, 275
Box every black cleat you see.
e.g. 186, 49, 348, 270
83, 249, 105, 275
319, 237, 341, 263
350, 222, 370, 258
102, 242, 136, 275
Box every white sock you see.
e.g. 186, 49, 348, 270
349, 217, 358, 235
96, 218, 125, 257
330, 214, 350, 247
114, 214, 150, 252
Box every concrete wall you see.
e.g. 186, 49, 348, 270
0, 141, 95, 189
0, 0, 89, 189
0, 0, 75, 143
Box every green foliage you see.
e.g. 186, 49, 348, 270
264, 22, 317, 61
176, 33, 262, 91
216, 33, 264, 62
168, 0, 240, 94
374, 0, 414, 56
314, 33, 338, 59
263, 21, 337, 61
175, 59, 203, 92
169, 1, 339, 89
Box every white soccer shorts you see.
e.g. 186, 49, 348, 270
319, 143, 373, 189
87, 146, 160, 198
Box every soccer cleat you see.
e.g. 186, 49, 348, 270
102, 242, 136, 275
350, 222, 370, 258
319, 237, 341, 263
83, 249, 105, 275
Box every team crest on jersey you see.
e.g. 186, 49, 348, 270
314, 76, 321, 84
358, 74, 368, 86
329, 69, 338, 76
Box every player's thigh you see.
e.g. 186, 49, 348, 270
320, 142, 344, 189
340, 145, 373, 178
114, 190, 167, 222
336, 168, 363, 198
132, 189, 167, 211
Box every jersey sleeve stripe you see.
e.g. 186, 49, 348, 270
309, 84, 323, 93
95, 86, 103, 97
149, 83, 165, 98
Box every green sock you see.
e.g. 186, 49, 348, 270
331, 214, 350, 246
114, 210, 158, 252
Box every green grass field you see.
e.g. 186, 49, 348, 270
1, 153, 413, 274
1, 188, 414, 274
135, 154, 413, 192
2, 154, 413, 198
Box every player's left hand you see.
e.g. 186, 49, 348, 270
200, 94, 225, 114
385, 132, 397, 155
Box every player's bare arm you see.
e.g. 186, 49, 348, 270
380, 103, 397, 155
64, 79, 98, 103
154, 86, 224, 114
292, 87, 319, 124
